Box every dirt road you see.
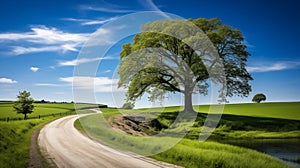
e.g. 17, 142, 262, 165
38, 114, 179, 168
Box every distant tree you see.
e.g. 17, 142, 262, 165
252, 93, 266, 103
13, 91, 34, 119
121, 102, 135, 109
41, 99, 46, 103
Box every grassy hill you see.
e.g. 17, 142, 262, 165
75, 102, 300, 168
138, 102, 300, 120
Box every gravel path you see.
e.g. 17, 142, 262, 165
38, 114, 180, 168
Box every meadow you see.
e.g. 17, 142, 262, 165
138, 102, 300, 120
0, 102, 99, 120
74, 102, 300, 168
0, 102, 97, 168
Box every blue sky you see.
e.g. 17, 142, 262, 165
0, 0, 299, 107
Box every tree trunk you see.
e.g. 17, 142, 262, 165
24, 113, 27, 120
184, 91, 195, 113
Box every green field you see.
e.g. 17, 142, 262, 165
74, 102, 300, 168
0, 102, 104, 120
0, 102, 75, 119
137, 102, 300, 120
0, 102, 98, 168
0, 116, 62, 167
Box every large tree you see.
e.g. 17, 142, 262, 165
118, 18, 253, 112
13, 91, 34, 119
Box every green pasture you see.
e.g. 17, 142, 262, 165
74, 102, 300, 167
0, 102, 98, 168
75, 111, 294, 168
137, 102, 300, 120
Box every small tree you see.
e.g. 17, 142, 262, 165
121, 102, 135, 109
252, 93, 266, 103
13, 91, 34, 119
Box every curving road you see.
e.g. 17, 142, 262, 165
38, 114, 180, 168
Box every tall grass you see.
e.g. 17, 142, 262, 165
75, 103, 300, 167
0, 116, 61, 168
152, 139, 292, 168
0, 102, 98, 167
75, 111, 294, 168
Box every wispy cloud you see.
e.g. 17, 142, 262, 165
59, 76, 123, 92
84, 26, 125, 47
63, 17, 119, 26
82, 17, 118, 25
0, 78, 17, 84
58, 57, 113, 66
138, 0, 161, 11
247, 61, 300, 73
0, 26, 89, 44
30, 67, 39, 72
11, 45, 78, 55
80, 5, 135, 13
80, 0, 162, 14
61, 18, 89, 22
0, 25, 90, 55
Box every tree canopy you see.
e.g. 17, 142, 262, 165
13, 90, 34, 119
118, 18, 253, 112
252, 93, 266, 103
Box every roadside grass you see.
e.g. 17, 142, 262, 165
74, 102, 300, 167
0, 102, 99, 168
101, 103, 300, 140
0, 116, 61, 168
75, 112, 293, 168
152, 139, 292, 168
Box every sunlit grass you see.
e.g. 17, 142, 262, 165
0, 102, 99, 167
75, 102, 300, 167
75, 112, 293, 168
0, 116, 62, 167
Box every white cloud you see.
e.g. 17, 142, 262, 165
30, 67, 39, 72
105, 69, 112, 73
63, 17, 119, 26
81, 5, 135, 13
138, 0, 161, 11
11, 45, 78, 55
247, 61, 300, 73
61, 44, 79, 52
59, 76, 122, 92
81, 17, 119, 25
0, 26, 89, 44
62, 18, 89, 22
0, 25, 90, 55
85, 27, 123, 47
0, 78, 17, 84
35, 83, 60, 87
58, 57, 113, 66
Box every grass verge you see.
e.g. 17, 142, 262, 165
0, 116, 62, 168
0, 102, 98, 167
74, 111, 294, 168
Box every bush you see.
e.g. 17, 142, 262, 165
121, 102, 134, 109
